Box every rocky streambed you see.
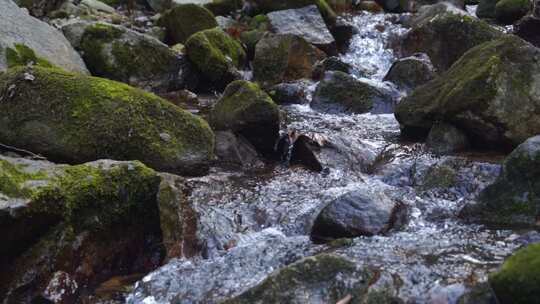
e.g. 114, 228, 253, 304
1, 0, 540, 303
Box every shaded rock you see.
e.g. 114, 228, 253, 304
276, 132, 323, 171
476, 0, 498, 18
312, 56, 352, 80
514, 15, 540, 47
157, 173, 202, 260
210, 80, 280, 155
267, 82, 310, 104
214, 131, 265, 169
267, 5, 337, 55
204, 0, 244, 16
240, 29, 265, 60
147, 0, 213, 12
0, 0, 88, 74
426, 123, 469, 155
495, 0, 532, 24
395, 35, 540, 149
253, 34, 326, 87
383, 53, 436, 91
402, 12, 503, 72
489, 243, 540, 304
158, 4, 218, 45
376, 0, 413, 12
64, 22, 191, 92
330, 17, 356, 52
0, 66, 215, 176
419, 162, 458, 190
185, 28, 246, 89
312, 71, 394, 114
223, 254, 373, 304
311, 184, 404, 241
0, 158, 164, 303
460, 135, 540, 227
14, 0, 65, 16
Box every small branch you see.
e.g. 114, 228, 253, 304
0, 143, 47, 160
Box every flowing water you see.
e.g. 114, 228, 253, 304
128, 12, 525, 304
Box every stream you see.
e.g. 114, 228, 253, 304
128, 11, 522, 304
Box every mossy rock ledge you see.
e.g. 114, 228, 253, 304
210, 80, 280, 155
0, 156, 164, 302
489, 243, 540, 304
395, 35, 540, 149
158, 4, 219, 45
0, 66, 215, 176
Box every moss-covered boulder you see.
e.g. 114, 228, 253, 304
204, 0, 244, 16
495, 0, 532, 24
312, 71, 390, 114
223, 254, 373, 304
402, 12, 503, 71
252, 0, 337, 24
395, 35, 540, 149
69, 22, 190, 92
0, 66, 214, 176
185, 28, 246, 89
158, 4, 218, 45
210, 80, 280, 154
477, 0, 498, 18
460, 135, 540, 227
383, 53, 436, 92
489, 243, 540, 304
0, 157, 164, 302
425, 122, 469, 155
253, 34, 326, 87
514, 15, 540, 48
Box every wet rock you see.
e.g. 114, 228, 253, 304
383, 53, 436, 92
251, 0, 337, 24
223, 254, 373, 304
311, 184, 404, 241
419, 163, 458, 190
495, 0, 532, 24
267, 82, 310, 104
157, 173, 202, 260
408, 2, 469, 27
402, 12, 503, 71
210, 80, 280, 155
253, 34, 326, 87
267, 5, 337, 55
457, 283, 497, 304
240, 29, 265, 60
460, 135, 540, 227
396, 35, 540, 149
330, 17, 356, 52
0, 66, 215, 176
356, 0, 384, 12
146, 0, 213, 12
185, 27, 246, 89
426, 123, 469, 155
312, 71, 393, 114
489, 243, 540, 304
277, 132, 323, 171
514, 15, 540, 47
204, 0, 244, 16
158, 4, 218, 45
376, 0, 413, 12
0, 0, 88, 74
214, 131, 265, 169
14, 0, 65, 17
63, 22, 191, 92
476, 0, 498, 18
127, 229, 313, 303
0, 158, 164, 303
312, 56, 352, 80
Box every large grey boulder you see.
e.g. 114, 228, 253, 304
461, 135, 540, 227
311, 183, 404, 241
0, 0, 88, 74
267, 5, 337, 54
396, 35, 540, 150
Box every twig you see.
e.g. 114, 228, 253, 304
0, 143, 47, 160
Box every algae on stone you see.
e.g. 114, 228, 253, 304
0, 66, 215, 176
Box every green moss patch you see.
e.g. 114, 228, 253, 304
5, 44, 55, 69
0, 159, 48, 198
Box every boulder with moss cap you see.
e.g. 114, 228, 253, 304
402, 12, 503, 72
0, 156, 164, 302
489, 243, 540, 304
396, 35, 540, 149
185, 28, 246, 89
63, 21, 192, 92
0, 66, 215, 176
495, 0, 532, 24
210, 80, 280, 155
158, 4, 219, 45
